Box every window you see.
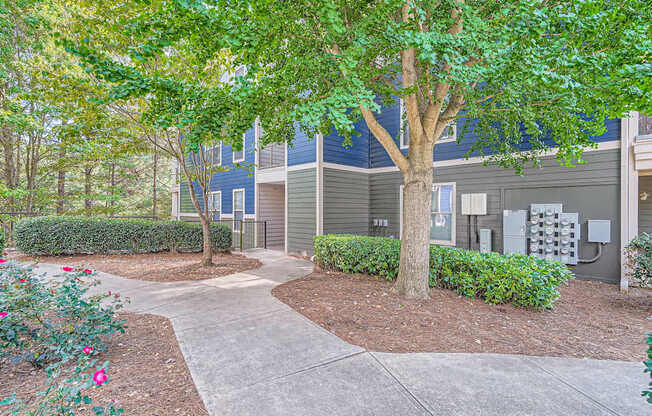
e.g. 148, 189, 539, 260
430, 184, 455, 244
399, 182, 456, 245
233, 133, 245, 163
207, 143, 221, 166
209, 191, 221, 221
639, 114, 652, 138
233, 189, 245, 233
399, 99, 409, 149
399, 99, 456, 149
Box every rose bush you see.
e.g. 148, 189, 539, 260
0, 259, 126, 415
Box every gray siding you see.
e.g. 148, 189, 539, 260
287, 168, 316, 254
369, 149, 622, 284
323, 168, 370, 235
639, 176, 652, 234
258, 183, 285, 248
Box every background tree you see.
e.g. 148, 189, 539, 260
145, 0, 650, 298
61, 0, 259, 265
0, 0, 173, 227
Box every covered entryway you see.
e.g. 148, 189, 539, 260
256, 182, 286, 251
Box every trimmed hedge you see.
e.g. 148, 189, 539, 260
314, 234, 573, 309
14, 216, 232, 255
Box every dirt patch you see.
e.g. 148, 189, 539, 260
0, 313, 207, 415
272, 270, 652, 361
12, 251, 262, 282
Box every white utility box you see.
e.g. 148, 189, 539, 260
461, 193, 487, 216
587, 220, 611, 243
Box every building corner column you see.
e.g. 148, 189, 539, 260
620, 113, 638, 292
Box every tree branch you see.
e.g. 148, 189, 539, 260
360, 104, 408, 172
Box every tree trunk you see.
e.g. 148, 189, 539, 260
110, 163, 115, 209
392, 165, 433, 299
84, 165, 93, 212
200, 216, 213, 266
152, 140, 158, 219
56, 146, 66, 215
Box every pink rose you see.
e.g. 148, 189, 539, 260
0, 259, 7, 263
0, 312, 7, 319
93, 368, 108, 386
62, 266, 74, 272
19, 279, 25, 283
83, 346, 94, 355
83, 269, 93, 274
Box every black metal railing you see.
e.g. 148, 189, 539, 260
258, 143, 285, 169
214, 219, 267, 251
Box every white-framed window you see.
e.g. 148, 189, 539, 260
399, 99, 457, 149
207, 142, 221, 166
209, 191, 221, 221
399, 98, 410, 149
233, 188, 245, 233
400, 182, 456, 245
233, 133, 245, 163
639, 113, 652, 138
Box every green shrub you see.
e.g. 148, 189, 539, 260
0, 259, 125, 414
14, 216, 232, 255
625, 233, 652, 288
314, 234, 573, 309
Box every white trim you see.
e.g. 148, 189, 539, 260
207, 142, 222, 166
367, 139, 622, 174
399, 182, 456, 246
287, 162, 317, 171
285, 140, 621, 177
232, 188, 245, 233
316, 133, 324, 235
254, 119, 259, 245
322, 162, 371, 174
621, 112, 638, 291
209, 190, 222, 220
284, 141, 289, 253
256, 166, 286, 183
221, 213, 234, 218
233, 133, 246, 163
179, 213, 200, 217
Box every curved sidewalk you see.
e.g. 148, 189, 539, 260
36, 250, 649, 416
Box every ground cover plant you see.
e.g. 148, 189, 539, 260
314, 234, 573, 310
0, 259, 126, 415
14, 216, 232, 256
625, 233, 652, 288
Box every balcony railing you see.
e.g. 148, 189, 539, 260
259, 143, 285, 169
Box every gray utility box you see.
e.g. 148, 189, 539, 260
479, 229, 492, 253
503, 210, 527, 255
461, 193, 487, 216
587, 220, 611, 243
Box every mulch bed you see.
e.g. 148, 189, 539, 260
0, 313, 208, 415
11, 251, 262, 282
272, 270, 652, 361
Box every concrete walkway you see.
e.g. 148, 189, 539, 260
35, 250, 649, 416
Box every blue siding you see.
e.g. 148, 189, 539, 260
323, 119, 370, 168
211, 126, 256, 215
370, 103, 621, 168
288, 123, 316, 166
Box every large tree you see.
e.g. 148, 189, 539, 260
153, 0, 648, 298
71, 0, 649, 296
